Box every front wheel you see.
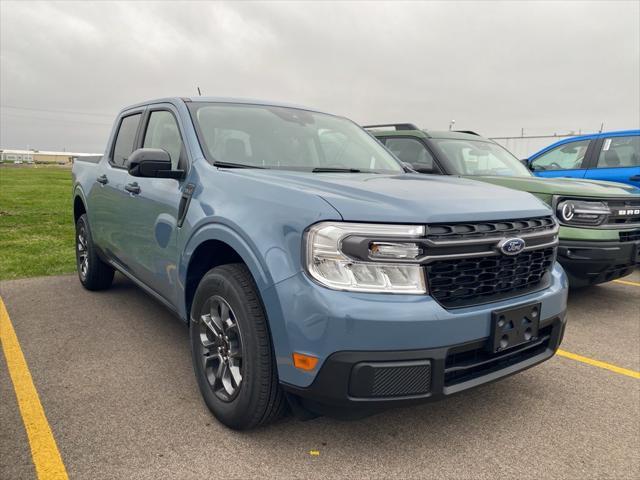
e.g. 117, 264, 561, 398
190, 264, 286, 430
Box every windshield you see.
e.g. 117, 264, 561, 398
188, 103, 403, 173
432, 138, 532, 177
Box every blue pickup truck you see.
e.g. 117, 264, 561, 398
72, 97, 568, 429
527, 130, 640, 188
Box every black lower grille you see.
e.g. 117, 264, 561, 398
620, 229, 640, 242
444, 325, 553, 386
427, 247, 556, 308
349, 361, 431, 398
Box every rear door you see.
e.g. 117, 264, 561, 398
584, 134, 640, 187
89, 110, 143, 263
529, 139, 593, 179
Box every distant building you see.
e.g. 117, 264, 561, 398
0, 149, 101, 164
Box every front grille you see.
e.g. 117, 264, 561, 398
444, 325, 553, 386
426, 216, 556, 241
620, 229, 640, 242
427, 247, 556, 308
604, 199, 640, 226
349, 361, 431, 398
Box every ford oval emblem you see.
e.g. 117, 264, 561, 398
499, 237, 526, 256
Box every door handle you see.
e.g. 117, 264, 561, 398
629, 175, 640, 181
96, 174, 108, 185
125, 182, 141, 195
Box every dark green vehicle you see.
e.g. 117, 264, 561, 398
366, 124, 640, 287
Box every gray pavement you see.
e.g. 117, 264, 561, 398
1, 272, 639, 480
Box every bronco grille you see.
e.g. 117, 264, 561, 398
604, 199, 640, 226
427, 247, 556, 308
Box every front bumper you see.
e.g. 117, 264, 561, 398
261, 263, 568, 397
558, 238, 640, 286
283, 313, 565, 413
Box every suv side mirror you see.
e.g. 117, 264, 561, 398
126, 148, 183, 179
401, 162, 437, 174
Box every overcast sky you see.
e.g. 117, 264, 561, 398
1, 0, 639, 152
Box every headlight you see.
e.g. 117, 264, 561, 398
304, 222, 427, 294
556, 199, 610, 226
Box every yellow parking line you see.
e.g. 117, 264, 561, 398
0, 298, 68, 480
557, 349, 640, 379
613, 279, 640, 287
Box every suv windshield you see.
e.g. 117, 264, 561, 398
189, 103, 403, 173
433, 138, 532, 177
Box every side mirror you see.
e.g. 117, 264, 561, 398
401, 161, 417, 172
126, 148, 183, 179
521, 158, 533, 171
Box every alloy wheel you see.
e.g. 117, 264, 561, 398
198, 295, 244, 401
77, 225, 89, 280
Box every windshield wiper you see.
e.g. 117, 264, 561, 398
213, 161, 266, 169
312, 167, 363, 173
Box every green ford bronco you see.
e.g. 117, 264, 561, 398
367, 124, 640, 287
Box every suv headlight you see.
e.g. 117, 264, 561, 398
556, 199, 610, 226
304, 222, 427, 294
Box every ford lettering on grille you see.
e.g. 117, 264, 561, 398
499, 238, 526, 256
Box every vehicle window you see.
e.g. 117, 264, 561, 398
188, 103, 403, 173
530, 140, 590, 171
385, 138, 435, 171
595, 136, 640, 168
143, 111, 184, 169
432, 139, 531, 177
112, 114, 141, 167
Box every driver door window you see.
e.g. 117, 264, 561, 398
385, 138, 437, 172
143, 111, 184, 169
531, 139, 590, 172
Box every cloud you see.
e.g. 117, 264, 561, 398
1, 0, 638, 152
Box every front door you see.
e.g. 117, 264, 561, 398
529, 139, 591, 179
119, 107, 188, 304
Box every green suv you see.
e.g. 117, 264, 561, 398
367, 124, 640, 287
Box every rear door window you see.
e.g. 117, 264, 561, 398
112, 114, 141, 167
595, 136, 640, 168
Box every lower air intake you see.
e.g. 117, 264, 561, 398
349, 360, 431, 398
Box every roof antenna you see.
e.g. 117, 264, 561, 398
197, 86, 202, 96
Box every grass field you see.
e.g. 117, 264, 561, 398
0, 167, 75, 280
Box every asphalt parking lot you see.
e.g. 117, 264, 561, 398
1, 272, 639, 480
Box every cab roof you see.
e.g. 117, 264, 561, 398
120, 96, 329, 115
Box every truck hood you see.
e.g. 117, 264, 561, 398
227, 170, 552, 223
469, 175, 640, 198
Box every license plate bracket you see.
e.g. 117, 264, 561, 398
488, 302, 541, 353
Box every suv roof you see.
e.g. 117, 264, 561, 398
364, 125, 493, 142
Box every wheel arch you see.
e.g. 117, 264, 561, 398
180, 224, 274, 322
73, 188, 88, 223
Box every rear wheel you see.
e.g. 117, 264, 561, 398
75, 214, 114, 290
190, 264, 286, 430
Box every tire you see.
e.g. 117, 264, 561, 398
75, 213, 114, 290
190, 264, 286, 430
